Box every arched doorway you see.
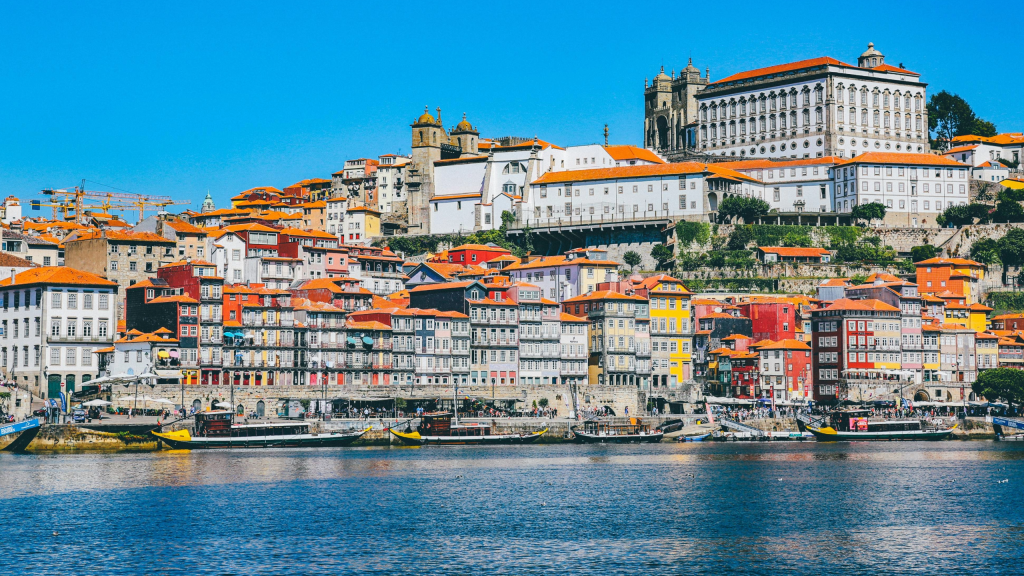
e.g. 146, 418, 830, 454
256, 400, 265, 418
708, 192, 718, 212
237, 404, 244, 416
192, 399, 202, 412
656, 116, 669, 149
914, 390, 930, 402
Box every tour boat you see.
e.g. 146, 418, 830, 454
388, 412, 547, 445
571, 418, 664, 443
805, 411, 957, 441
151, 410, 369, 449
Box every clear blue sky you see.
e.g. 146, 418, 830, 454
1, 1, 1018, 211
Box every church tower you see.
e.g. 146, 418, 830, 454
858, 42, 884, 68
201, 191, 215, 213
407, 106, 446, 234
450, 113, 480, 156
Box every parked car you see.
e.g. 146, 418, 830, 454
72, 409, 86, 423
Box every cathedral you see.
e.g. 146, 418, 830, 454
405, 107, 481, 234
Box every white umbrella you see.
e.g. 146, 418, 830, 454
138, 372, 158, 379
82, 399, 112, 407
153, 398, 175, 405
214, 402, 232, 408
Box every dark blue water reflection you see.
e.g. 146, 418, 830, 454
2, 442, 1023, 575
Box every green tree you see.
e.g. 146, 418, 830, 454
538, 397, 549, 408
850, 202, 887, 224
927, 91, 995, 150
970, 237, 1001, 264
910, 245, 937, 262
650, 244, 674, 270
727, 226, 754, 250
781, 231, 812, 247
940, 204, 972, 227
718, 196, 770, 223
623, 251, 642, 272
993, 201, 1024, 223
998, 228, 1024, 267
972, 368, 1024, 404
999, 188, 1024, 203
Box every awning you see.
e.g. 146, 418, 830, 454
169, 350, 180, 358
362, 336, 374, 346
157, 351, 170, 359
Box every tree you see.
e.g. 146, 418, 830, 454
993, 201, 1024, 224
910, 245, 937, 262
998, 228, 1024, 267
970, 237, 1001, 264
927, 91, 996, 150
781, 231, 812, 247
727, 226, 754, 250
973, 368, 1024, 404
623, 251, 642, 272
650, 244, 674, 270
850, 202, 887, 224
718, 196, 770, 223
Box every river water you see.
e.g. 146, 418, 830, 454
2, 441, 1023, 575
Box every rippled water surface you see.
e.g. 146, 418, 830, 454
2, 442, 1023, 575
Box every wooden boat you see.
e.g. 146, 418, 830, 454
805, 411, 956, 441
388, 412, 546, 445
151, 411, 369, 449
571, 418, 664, 443
676, 432, 711, 442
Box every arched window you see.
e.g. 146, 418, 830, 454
884, 112, 890, 128
770, 94, 777, 110
837, 106, 844, 123
861, 109, 868, 125
739, 119, 746, 134
873, 110, 880, 127
849, 108, 856, 124
802, 109, 810, 125
769, 115, 776, 130
711, 124, 717, 139
432, 132, 437, 143
790, 110, 797, 127
815, 108, 823, 123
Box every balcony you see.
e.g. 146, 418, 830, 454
47, 334, 113, 344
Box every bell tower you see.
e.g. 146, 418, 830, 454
407, 106, 446, 234
451, 113, 480, 156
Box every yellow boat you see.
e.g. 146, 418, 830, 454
151, 411, 370, 449
388, 413, 546, 446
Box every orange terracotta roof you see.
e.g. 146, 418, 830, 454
562, 290, 647, 303
0, 267, 116, 288
559, 312, 589, 323
532, 161, 759, 186
720, 156, 842, 170
431, 193, 482, 201
222, 223, 279, 233
758, 247, 830, 258
167, 221, 207, 235
68, 230, 175, 243
819, 278, 850, 287
915, 257, 984, 267
408, 280, 480, 293
711, 57, 854, 85
504, 255, 620, 271
603, 145, 665, 164
0, 253, 37, 268
869, 63, 919, 75
836, 152, 968, 168
722, 334, 751, 341
759, 339, 811, 350
149, 295, 200, 304
823, 298, 899, 312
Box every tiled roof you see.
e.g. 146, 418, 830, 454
943, 145, 979, 155
836, 152, 968, 168
823, 298, 899, 312
503, 255, 620, 271
346, 320, 391, 331
562, 290, 647, 303
559, 312, 589, 323
222, 223, 280, 233
0, 253, 38, 268
758, 339, 811, 350
69, 230, 175, 243
407, 280, 480, 292
166, 221, 207, 235
603, 145, 666, 164
0, 266, 116, 287
531, 161, 759, 186
915, 257, 984, 267
711, 57, 854, 85
720, 156, 842, 170
149, 295, 200, 304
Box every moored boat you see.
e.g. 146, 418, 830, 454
151, 411, 369, 449
676, 432, 711, 442
388, 412, 546, 445
571, 418, 664, 443
805, 410, 956, 441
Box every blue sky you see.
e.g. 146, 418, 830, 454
0, 1, 1018, 211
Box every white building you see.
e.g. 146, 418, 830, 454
720, 157, 839, 213
559, 313, 589, 389
428, 141, 665, 234
696, 43, 929, 160
0, 267, 117, 400
376, 154, 410, 214
944, 133, 1024, 167
502, 248, 621, 303
103, 330, 182, 386
834, 152, 971, 227
208, 230, 247, 285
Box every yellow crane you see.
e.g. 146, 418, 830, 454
36, 180, 191, 224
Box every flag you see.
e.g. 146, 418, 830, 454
705, 401, 715, 425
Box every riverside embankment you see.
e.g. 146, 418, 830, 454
0, 415, 1001, 452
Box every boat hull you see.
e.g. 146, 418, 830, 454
806, 425, 956, 441
571, 428, 664, 443
152, 428, 369, 449
678, 433, 711, 442
389, 427, 547, 446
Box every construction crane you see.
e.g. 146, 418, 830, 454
35, 180, 190, 225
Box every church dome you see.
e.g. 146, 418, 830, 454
683, 57, 698, 73
858, 42, 885, 67
654, 66, 671, 81
416, 106, 436, 125
454, 113, 474, 132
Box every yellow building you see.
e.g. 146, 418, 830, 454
635, 274, 693, 384
343, 206, 381, 244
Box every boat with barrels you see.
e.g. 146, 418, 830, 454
388, 412, 547, 446
803, 409, 957, 441
571, 418, 664, 443
151, 410, 369, 449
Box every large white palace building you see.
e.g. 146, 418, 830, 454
646, 43, 930, 162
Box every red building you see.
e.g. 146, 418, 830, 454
446, 243, 512, 265
810, 298, 901, 404
156, 260, 225, 386
737, 299, 797, 342
757, 339, 813, 401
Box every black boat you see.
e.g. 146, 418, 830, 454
571, 418, 664, 443
389, 412, 546, 445
152, 411, 369, 449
